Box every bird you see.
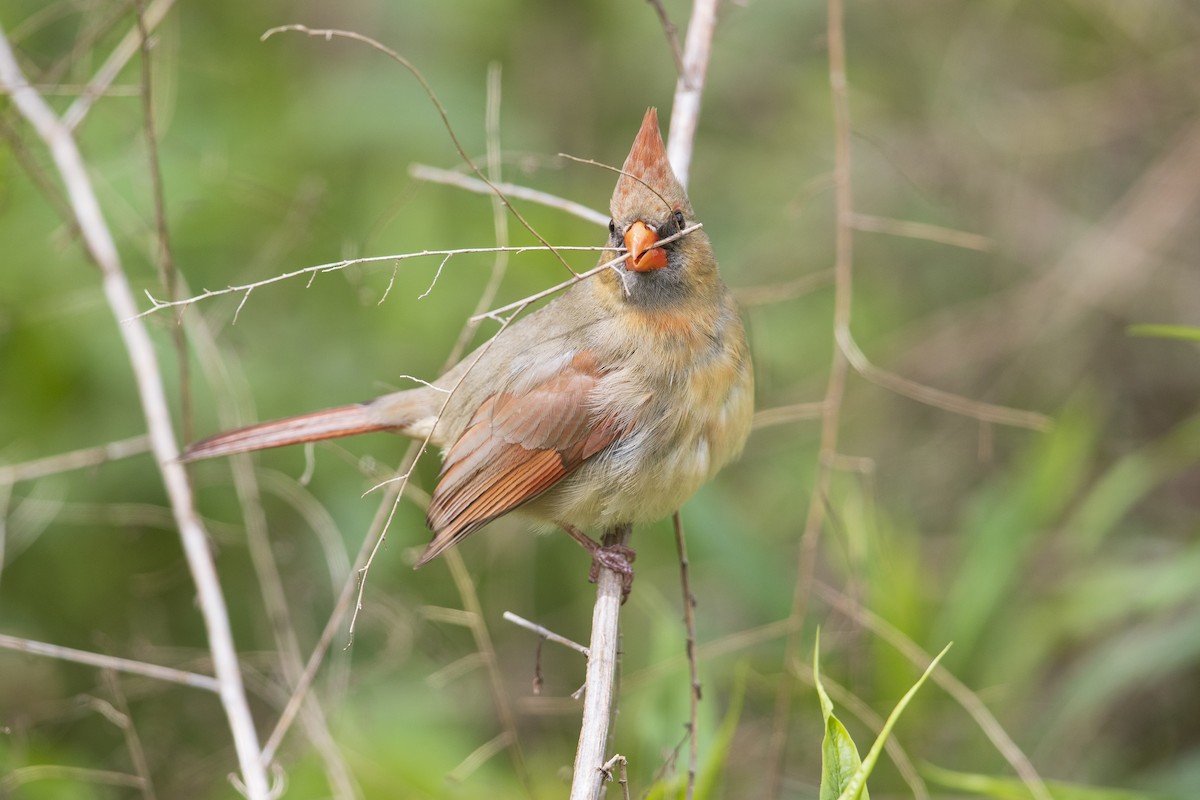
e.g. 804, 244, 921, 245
183, 108, 754, 585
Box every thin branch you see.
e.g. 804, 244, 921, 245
733, 269, 834, 306
262, 25, 581, 279
836, 326, 1052, 432
1, 766, 144, 792
766, 0, 854, 794
673, 512, 700, 800
0, 435, 150, 486
101, 670, 158, 800
645, 1, 685, 75
504, 611, 590, 657
752, 402, 826, 430
445, 550, 534, 795
410, 163, 609, 226
0, 26, 270, 798
570, 524, 633, 800
62, 0, 177, 131
448, 731, 514, 784
851, 213, 995, 251
472, 224, 703, 322
0, 633, 219, 691
135, 0, 192, 443
129, 245, 611, 321
601, 753, 632, 800
666, 0, 719, 186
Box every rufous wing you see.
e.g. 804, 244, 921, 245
415, 352, 624, 567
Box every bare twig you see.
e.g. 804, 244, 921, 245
262, 25, 581, 279
766, 1, 854, 794
101, 670, 158, 800
645, 1, 685, 75
666, 0, 719, 186
851, 213, 995, 251
472, 224, 703, 322
0, 632, 219, 691
444, 550, 534, 794
571, 524, 633, 800
752, 402, 826, 430
62, 0, 176, 131
673, 512, 700, 800
449, 731, 515, 784
130, 245, 610, 321
410, 164, 609, 227
836, 327, 1052, 431
733, 269, 834, 306
1, 766, 144, 792
0, 26, 269, 798
0, 435, 151, 486
601, 753, 632, 800
504, 611, 590, 656
135, 0, 192, 443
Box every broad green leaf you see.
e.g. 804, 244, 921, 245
924, 762, 1171, 800
814, 630, 868, 800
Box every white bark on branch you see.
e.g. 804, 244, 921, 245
0, 25, 270, 800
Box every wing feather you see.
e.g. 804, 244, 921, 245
415, 352, 624, 567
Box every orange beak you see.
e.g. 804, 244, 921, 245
623, 220, 668, 272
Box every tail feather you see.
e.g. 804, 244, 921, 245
182, 404, 393, 462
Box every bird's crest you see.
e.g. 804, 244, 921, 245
611, 108, 691, 218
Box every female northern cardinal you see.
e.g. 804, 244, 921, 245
185, 108, 754, 577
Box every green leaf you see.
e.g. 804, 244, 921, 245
815, 630, 869, 800
923, 762, 1172, 800
832, 639, 952, 800
1127, 324, 1200, 342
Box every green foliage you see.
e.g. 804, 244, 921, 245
815, 631, 949, 800
923, 763, 1175, 800
2, 0, 1199, 796
1127, 325, 1200, 343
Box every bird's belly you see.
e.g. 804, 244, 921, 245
534, 357, 753, 531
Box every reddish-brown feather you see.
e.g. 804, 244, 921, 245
416, 353, 626, 567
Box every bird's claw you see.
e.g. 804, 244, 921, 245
588, 543, 636, 603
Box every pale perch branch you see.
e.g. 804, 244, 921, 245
0, 633, 220, 691
570, 524, 632, 800
0, 435, 150, 486
0, 25, 270, 799
504, 611, 590, 657
410, 164, 610, 226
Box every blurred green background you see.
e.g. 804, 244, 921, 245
2, 0, 1199, 797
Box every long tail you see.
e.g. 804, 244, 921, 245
182, 404, 395, 461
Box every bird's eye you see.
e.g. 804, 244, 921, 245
608, 219, 616, 235
673, 210, 686, 231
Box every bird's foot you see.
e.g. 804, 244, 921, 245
588, 542, 637, 603
560, 524, 637, 603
